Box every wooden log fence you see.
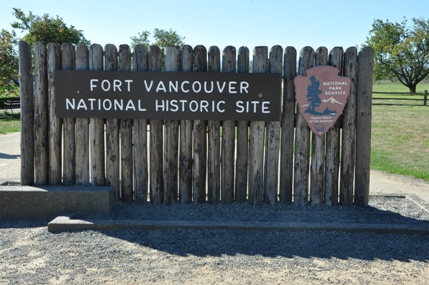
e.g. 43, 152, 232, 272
19, 41, 374, 207
372, 90, 428, 106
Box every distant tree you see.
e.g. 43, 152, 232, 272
130, 31, 151, 48
366, 17, 429, 93
130, 28, 185, 52
0, 29, 19, 90
11, 8, 90, 47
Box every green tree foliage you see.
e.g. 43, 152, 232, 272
130, 31, 151, 48
366, 17, 429, 93
130, 28, 185, 52
0, 29, 19, 92
11, 8, 90, 47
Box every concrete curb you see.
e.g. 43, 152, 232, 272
0, 185, 113, 219
47, 216, 429, 235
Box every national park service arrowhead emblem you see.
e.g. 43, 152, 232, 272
294, 65, 351, 136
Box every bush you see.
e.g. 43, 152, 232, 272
0, 82, 19, 98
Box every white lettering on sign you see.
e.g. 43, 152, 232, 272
89, 78, 250, 95
240, 82, 249, 93
322, 81, 348, 86
101, 80, 110, 91
144, 80, 153, 92
90, 79, 98, 91
235, 101, 271, 113
65, 98, 148, 112
90, 79, 133, 91
156, 81, 166, 92
154, 99, 226, 113
113, 79, 121, 91
229, 81, 237, 94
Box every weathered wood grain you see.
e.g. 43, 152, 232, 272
207, 46, 221, 204
355, 47, 374, 207
235, 46, 249, 203
60, 43, 74, 185
279, 46, 296, 204
104, 44, 120, 198
325, 47, 343, 206
133, 44, 149, 203
248, 46, 268, 206
149, 45, 164, 204
33, 42, 49, 185
340, 47, 358, 206
119, 45, 133, 202
192, 45, 207, 203
264, 45, 282, 204
47, 43, 63, 185
19, 41, 34, 185
294, 46, 314, 206
221, 46, 236, 204
179, 45, 193, 203
89, 44, 105, 186
310, 46, 328, 205
164, 46, 181, 205
75, 43, 90, 185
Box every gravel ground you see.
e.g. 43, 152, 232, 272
1, 132, 429, 284
2, 193, 429, 284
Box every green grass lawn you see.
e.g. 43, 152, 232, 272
373, 81, 429, 93
0, 111, 20, 134
371, 81, 429, 180
371, 103, 429, 181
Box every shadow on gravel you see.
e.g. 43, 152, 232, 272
75, 195, 429, 262
0, 218, 51, 228
100, 227, 429, 262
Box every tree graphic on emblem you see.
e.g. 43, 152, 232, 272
304, 75, 337, 116
304, 75, 322, 114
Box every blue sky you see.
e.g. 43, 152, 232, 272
1, 0, 428, 52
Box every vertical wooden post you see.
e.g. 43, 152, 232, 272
133, 45, 149, 203
221, 46, 236, 204
33, 42, 49, 185
424, 90, 427, 106
264, 45, 282, 204
235, 46, 249, 203
310, 47, 328, 205
104, 44, 119, 198
48, 43, 63, 185
89, 44, 105, 186
179, 45, 194, 203
119, 45, 133, 202
149, 45, 164, 204
75, 43, 90, 185
164, 46, 180, 205
355, 47, 374, 207
207, 46, 221, 204
280, 46, 296, 204
19, 41, 34, 185
61, 43, 74, 185
294, 46, 314, 206
340, 47, 358, 206
192, 45, 207, 204
325, 47, 343, 206
248, 46, 268, 206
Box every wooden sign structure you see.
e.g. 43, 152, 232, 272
54, 70, 281, 121
294, 65, 351, 136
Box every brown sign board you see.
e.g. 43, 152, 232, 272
294, 66, 351, 136
54, 70, 281, 121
